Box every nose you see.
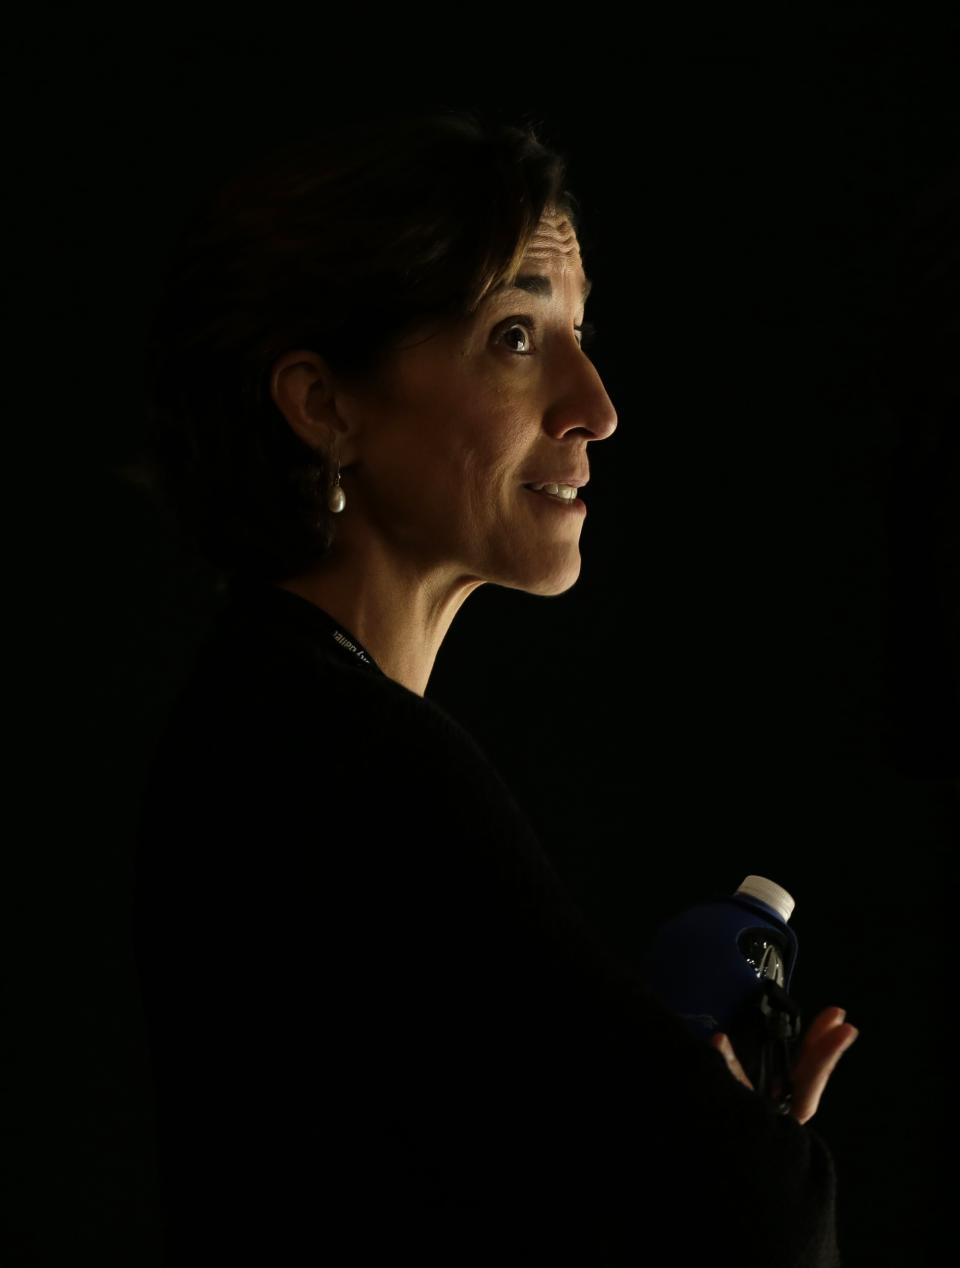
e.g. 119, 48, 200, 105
553, 358, 618, 445
588, 368, 618, 443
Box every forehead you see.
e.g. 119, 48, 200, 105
490, 211, 592, 305
524, 210, 582, 264
521, 211, 584, 285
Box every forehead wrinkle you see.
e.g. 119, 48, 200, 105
513, 214, 589, 302
526, 214, 579, 257
480, 214, 590, 318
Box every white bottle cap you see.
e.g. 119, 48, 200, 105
735, 875, 795, 924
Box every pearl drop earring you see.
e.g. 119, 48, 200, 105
328, 454, 346, 514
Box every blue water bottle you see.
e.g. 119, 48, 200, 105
638, 875, 804, 1114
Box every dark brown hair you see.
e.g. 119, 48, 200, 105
119, 107, 588, 589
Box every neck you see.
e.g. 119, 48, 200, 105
273, 530, 485, 697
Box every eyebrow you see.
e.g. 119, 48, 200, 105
491, 272, 593, 303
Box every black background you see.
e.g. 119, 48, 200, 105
10, 19, 959, 1266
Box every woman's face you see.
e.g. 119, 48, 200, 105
328, 209, 617, 597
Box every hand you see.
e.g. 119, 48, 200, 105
709, 1006, 860, 1125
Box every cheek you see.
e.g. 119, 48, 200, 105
452, 427, 523, 502
396, 366, 529, 492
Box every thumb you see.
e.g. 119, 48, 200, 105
711, 1032, 755, 1091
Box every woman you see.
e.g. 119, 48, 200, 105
128, 107, 854, 1265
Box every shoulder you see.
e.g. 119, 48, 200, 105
164, 589, 501, 769
139, 594, 530, 849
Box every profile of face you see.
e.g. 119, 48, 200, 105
275, 208, 618, 599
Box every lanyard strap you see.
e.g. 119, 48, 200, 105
325, 621, 378, 671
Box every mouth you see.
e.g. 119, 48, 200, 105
522, 484, 587, 513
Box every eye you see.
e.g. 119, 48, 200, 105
577, 320, 598, 350
495, 316, 599, 356
497, 317, 537, 355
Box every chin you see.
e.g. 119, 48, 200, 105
516, 556, 583, 597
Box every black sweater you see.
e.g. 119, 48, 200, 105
132, 579, 844, 1266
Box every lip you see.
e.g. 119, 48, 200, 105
521, 475, 589, 488
523, 486, 587, 514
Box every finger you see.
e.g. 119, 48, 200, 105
711, 1033, 755, 1091
790, 1028, 859, 1125
795, 1018, 859, 1077
800, 1006, 848, 1048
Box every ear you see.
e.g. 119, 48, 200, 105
269, 349, 343, 453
